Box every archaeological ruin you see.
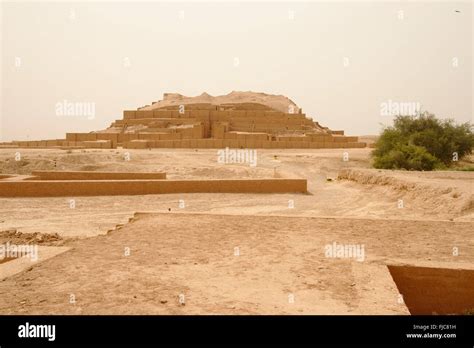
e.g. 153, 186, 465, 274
2, 92, 367, 150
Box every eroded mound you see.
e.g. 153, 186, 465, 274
338, 169, 474, 220
0, 229, 65, 246
141, 91, 301, 114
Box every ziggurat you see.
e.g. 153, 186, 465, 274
6, 93, 367, 149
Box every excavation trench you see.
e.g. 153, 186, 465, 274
388, 265, 474, 315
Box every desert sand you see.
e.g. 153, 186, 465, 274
0, 147, 472, 314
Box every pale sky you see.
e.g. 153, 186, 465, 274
1, 1, 472, 141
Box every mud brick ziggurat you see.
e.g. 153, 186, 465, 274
6, 92, 367, 149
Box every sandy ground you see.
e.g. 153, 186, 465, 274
0, 148, 472, 314
0, 212, 472, 315
1, 148, 472, 237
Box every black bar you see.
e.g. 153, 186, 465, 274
0, 315, 472, 346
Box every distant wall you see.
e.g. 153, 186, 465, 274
0, 179, 307, 197
123, 139, 366, 149
29, 171, 167, 180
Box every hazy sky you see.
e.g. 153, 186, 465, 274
1, 1, 472, 141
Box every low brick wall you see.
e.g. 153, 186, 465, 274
29, 171, 167, 180
0, 179, 307, 197
124, 139, 367, 149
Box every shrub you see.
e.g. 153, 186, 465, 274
373, 143, 441, 170
372, 113, 474, 170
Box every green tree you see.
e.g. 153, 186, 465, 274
372, 113, 473, 170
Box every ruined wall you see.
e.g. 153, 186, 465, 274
0, 179, 307, 197
29, 171, 167, 180
123, 138, 366, 149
